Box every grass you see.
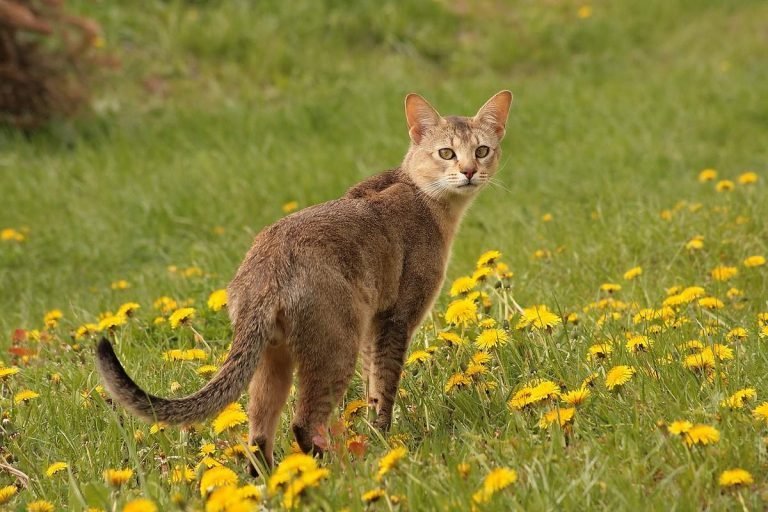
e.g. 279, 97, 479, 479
1, 0, 768, 509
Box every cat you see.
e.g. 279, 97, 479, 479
96, 90, 512, 473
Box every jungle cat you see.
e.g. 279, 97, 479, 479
96, 90, 513, 472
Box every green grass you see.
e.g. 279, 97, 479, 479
1, 0, 768, 509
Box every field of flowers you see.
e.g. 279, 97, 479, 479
2, 1, 768, 511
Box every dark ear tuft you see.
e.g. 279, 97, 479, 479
474, 90, 513, 138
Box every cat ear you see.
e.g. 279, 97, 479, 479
474, 90, 513, 138
405, 93, 441, 144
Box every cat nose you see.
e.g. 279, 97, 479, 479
461, 168, 477, 180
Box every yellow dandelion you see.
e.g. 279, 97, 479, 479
678, 340, 704, 352
444, 298, 477, 326
587, 343, 612, 361
667, 420, 693, 435
711, 265, 738, 281
475, 328, 509, 350
726, 327, 748, 342
406, 350, 432, 366
477, 250, 502, 267
362, 488, 386, 503
600, 283, 621, 293
697, 297, 724, 310
457, 462, 471, 479
169, 307, 196, 328
626, 335, 653, 353
377, 446, 407, 481
744, 255, 766, 268
153, 296, 178, 313
14, 389, 40, 404
170, 465, 195, 483
27, 501, 55, 512
123, 498, 157, 512
104, 468, 133, 486
444, 372, 472, 393
623, 266, 642, 281
576, 5, 592, 19
715, 179, 734, 192
437, 331, 465, 346
721, 388, 756, 409
698, 168, 717, 182
213, 403, 248, 434
207, 289, 228, 311
342, 399, 368, 424
752, 402, 768, 421
116, 302, 140, 317
472, 467, 517, 504
45, 462, 68, 477
516, 304, 561, 330
110, 279, 131, 290
197, 365, 218, 377
43, 309, 63, 328
200, 466, 238, 496
605, 365, 634, 390
97, 313, 127, 331
726, 287, 743, 299
282, 201, 299, 213
149, 422, 167, 434
74, 323, 99, 339
561, 388, 590, 406
719, 468, 753, 488
0, 367, 20, 379
1, 227, 25, 242
683, 424, 720, 446
539, 407, 576, 428
683, 348, 716, 371
737, 171, 758, 185
268, 453, 318, 495
0, 485, 17, 504
685, 236, 704, 251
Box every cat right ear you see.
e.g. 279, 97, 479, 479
405, 93, 441, 144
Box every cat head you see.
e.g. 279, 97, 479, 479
402, 90, 512, 200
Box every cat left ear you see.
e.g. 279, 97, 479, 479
405, 93, 441, 144
474, 90, 513, 138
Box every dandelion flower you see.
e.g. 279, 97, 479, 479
721, 388, 756, 409
26, 501, 55, 512
444, 372, 472, 393
626, 335, 653, 353
1, 228, 25, 242
475, 328, 509, 350
0, 367, 20, 379
200, 466, 238, 496
605, 365, 634, 390
43, 309, 63, 328
712, 344, 734, 360
667, 420, 693, 435
539, 407, 576, 428
711, 266, 738, 281
697, 297, 724, 310
377, 446, 407, 481
153, 296, 178, 313
212, 403, 248, 434
45, 462, 68, 477
437, 331, 465, 346
576, 5, 592, 19
683, 349, 716, 371
0, 485, 17, 504
169, 307, 196, 328
715, 179, 734, 192
623, 266, 642, 280
698, 169, 717, 182
110, 279, 131, 290
472, 467, 517, 504
197, 365, 218, 377
600, 283, 621, 293
588, 343, 612, 360
516, 304, 561, 330
737, 171, 758, 185
719, 468, 753, 488
98, 314, 127, 331
123, 498, 158, 512
207, 289, 228, 311
362, 488, 386, 503
170, 465, 195, 484
477, 250, 502, 267
685, 236, 704, 251
406, 350, 431, 366
116, 302, 140, 317
104, 468, 133, 486
561, 388, 590, 406
726, 327, 748, 342
683, 424, 720, 446
444, 299, 477, 326
752, 402, 768, 421
744, 255, 766, 268
14, 389, 40, 404
282, 201, 299, 213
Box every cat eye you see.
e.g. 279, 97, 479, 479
438, 148, 455, 160
475, 145, 490, 158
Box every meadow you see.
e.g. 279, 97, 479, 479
2, 0, 768, 510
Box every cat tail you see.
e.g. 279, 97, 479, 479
96, 309, 270, 425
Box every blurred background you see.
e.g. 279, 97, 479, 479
1, 0, 767, 331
